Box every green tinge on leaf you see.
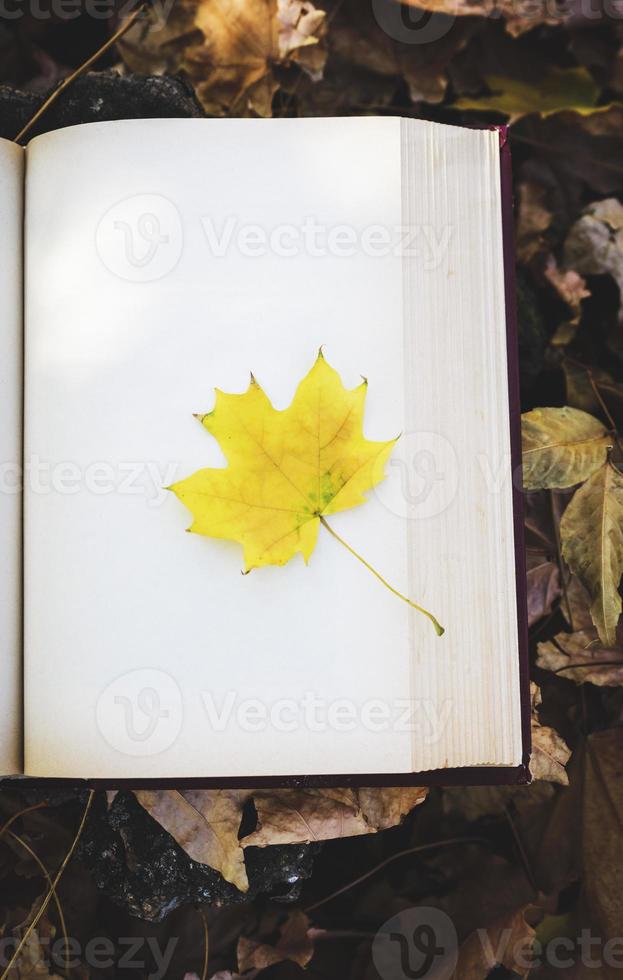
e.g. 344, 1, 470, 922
521, 406, 611, 490
453, 67, 617, 123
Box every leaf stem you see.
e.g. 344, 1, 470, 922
319, 516, 444, 636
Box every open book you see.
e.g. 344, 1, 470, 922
0, 116, 529, 783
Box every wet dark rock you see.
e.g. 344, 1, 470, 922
78, 791, 318, 921
0, 69, 204, 143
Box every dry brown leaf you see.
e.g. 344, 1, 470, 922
134, 789, 251, 891
8, 931, 65, 980
563, 198, 623, 323
582, 729, 623, 951
537, 626, 623, 685
242, 788, 367, 847
242, 786, 427, 847
529, 683, 571, 785
563, 360, 614, 416
544, 258, 590, 313
442, 781, 555, 823
325, 0, 474, 106
526, 556, 560, 628
524, 489, 558, 553
563, 361, 623, 436
356, 786, 428, 829
521, 407, 611, 491
560, 460, 623, 647
120, 0, 326, 116
237, 911, 313, 972
516, 181, 552, 263
532, 729, 623, 965
560, 574, 594, 631
403, 0, 568, 35
451, 906, 538, 978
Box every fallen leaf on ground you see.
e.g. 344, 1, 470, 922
453, 67, 608, 123
563, 198, 623, 323
532, 728, 623, 958
544, 256, 590, 345
442, 781, 555, 822
560, 461, 623, 647
356, 786, 428, 830
530, 683, 571, 785
560, 574, 594, 632
562, 360, 623, 423
237, 911, 313, 972
404, 0, 573, 35
120, 0, 326, 116
451, 906, 539, 978
524, 490, 558, 553
134, 789, 252, 891
521, 407, 611, 490
582, 729, 623, 950
324, 0, 475, 106
241, 786, 427, 846
527, 556, 561, 628
9, 930, 65, 980
515, 181, 553, 263
537, 626, 623, 685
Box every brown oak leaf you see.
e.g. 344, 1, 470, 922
133, 789, 252, 891
120, 0, 326, 117
237, 911, 313, 972
529, 683, 571, 785
537, 626, 623, 686
241, 786, 427, 847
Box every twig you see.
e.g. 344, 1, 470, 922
304, 836, 492, 913
0, 801, 47, 839
529, 606, 563, 641
552, 660, 623, 675
7, 831, 70, 972
585, 366, 623, 464
503, 804, 537, 893
585, 368, 618, 433
200, 910, 209, 980
0, 790, 94, 980
14, 4, 147, 144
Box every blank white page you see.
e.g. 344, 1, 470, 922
0, 139, 23, 775
24, 118, 413, 778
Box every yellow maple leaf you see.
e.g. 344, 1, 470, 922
170, 351, 443, 634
